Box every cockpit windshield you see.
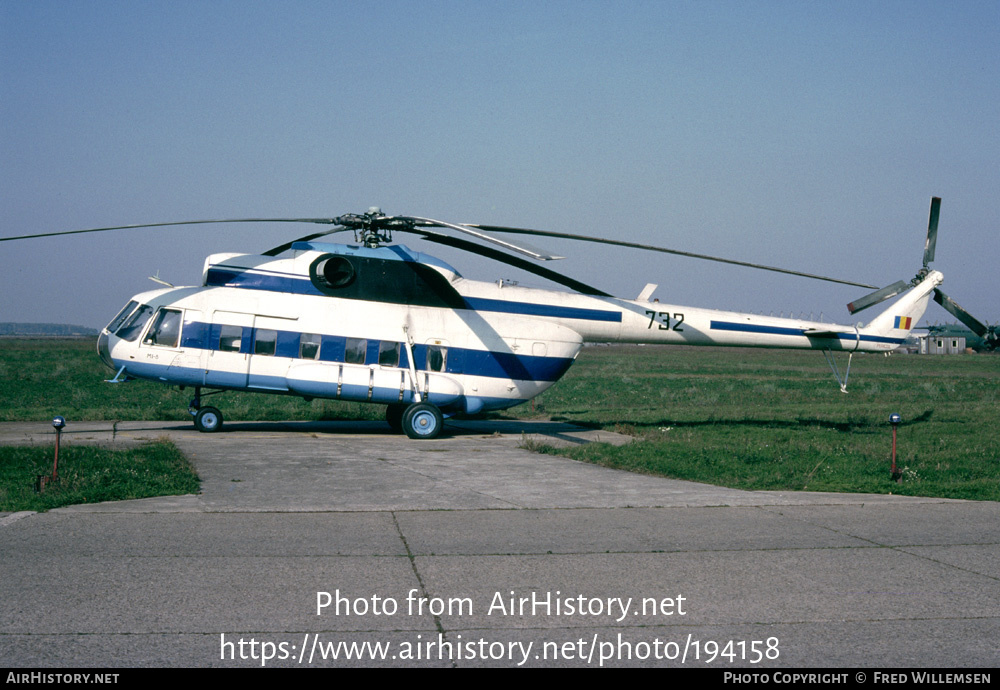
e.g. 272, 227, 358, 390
115, 304, 154, 342
105, 300, 138, 334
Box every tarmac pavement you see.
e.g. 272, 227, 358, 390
1, 420, 997, 668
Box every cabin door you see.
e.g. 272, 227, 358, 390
205, 311, 254, 389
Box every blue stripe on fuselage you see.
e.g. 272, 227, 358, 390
461, 297, 621, 322
709, 320, 903, 345
179, 320, 575, 382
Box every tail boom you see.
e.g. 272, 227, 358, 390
570, 272, 943, 353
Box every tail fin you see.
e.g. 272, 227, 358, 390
861, 270, 943, 341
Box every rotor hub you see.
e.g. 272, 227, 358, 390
332, 208, 416, 248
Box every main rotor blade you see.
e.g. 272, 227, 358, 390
406, 228, 611, 296
467, 224, 879, 289
0, 218, 341, 243
263, 227, 351, 256
933, 288, 988, 337
401, 217, 564, 261
923, 196, 941, 267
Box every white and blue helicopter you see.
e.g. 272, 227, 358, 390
4, 198, 993, 438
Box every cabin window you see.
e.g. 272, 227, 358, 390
106, 301, 138, 333
219, 325, 242, 352
378, 341, 400, 367
254, 329, 277, 356
426, 345, 447, 372
144, 309, 183, 348
115, 304, 155, 342
300, 333, 321, 360
345, 338, 367, 365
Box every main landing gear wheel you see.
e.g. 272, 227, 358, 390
385, 403, 406, 433
194, 406, 223, 433
402, 402, 443, 439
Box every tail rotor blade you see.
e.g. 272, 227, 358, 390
933, 288, 988, 337
923, 196, 941, 267
847, 280, 909, 314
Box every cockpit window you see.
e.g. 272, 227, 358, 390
106, 301, 138, 334
143, 309, 183, 348
115, 304, 154, 342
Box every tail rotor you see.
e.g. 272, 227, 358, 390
848, 197, 942, 316
847, 196, 996, 350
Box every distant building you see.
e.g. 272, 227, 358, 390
918, 333, 967, 355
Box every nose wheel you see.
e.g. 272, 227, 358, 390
188, 388, 224, 433
193, 406, 224, 433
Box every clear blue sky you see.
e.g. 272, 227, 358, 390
2, 0, 997, 329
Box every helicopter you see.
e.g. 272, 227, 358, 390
3, 198, 992, 439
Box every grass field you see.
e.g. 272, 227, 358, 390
1, 338, 997, 503
515, 345, 999, 500
0, 441, 199, 512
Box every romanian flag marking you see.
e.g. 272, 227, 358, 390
894, 316, 912, 330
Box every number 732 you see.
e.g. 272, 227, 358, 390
645, 310, 685, 331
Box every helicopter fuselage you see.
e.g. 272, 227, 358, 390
97, 240, 939, 432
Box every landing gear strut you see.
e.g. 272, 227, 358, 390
189, 387, 224, 433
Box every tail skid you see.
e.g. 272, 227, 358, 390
824, 269, 942, 393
